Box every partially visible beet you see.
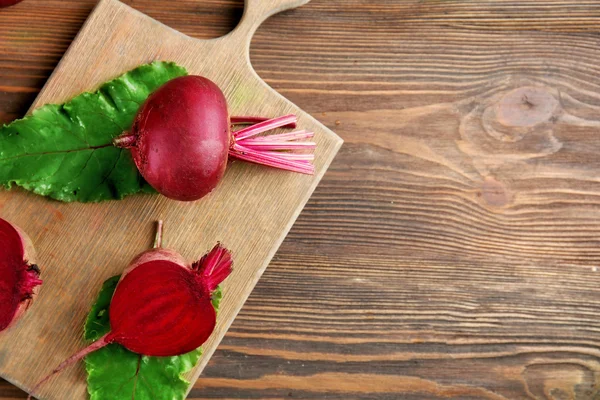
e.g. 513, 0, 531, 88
0, 0, 24, 8
29, 221, 232, 399
0, 218, 42, 332
114, 75, 316, 202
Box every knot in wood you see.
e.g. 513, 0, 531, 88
457, 84, 563, 175
495, 86, 559, 129
480, 177, 510, 208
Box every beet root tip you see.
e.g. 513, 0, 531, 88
27, 334, 113, 400
112, 132, 137, 148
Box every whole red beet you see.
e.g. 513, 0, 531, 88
28, 221, 231, 399
0, 0, 24, 8
117, 76, 230, 201
114, 75, 315, 202
0, 218, 42, 332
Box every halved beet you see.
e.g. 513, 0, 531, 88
28, 221, 231, 399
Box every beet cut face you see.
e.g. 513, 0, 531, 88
106, 243, 231, 356
0, 218, 42, 332
109, 255, 217, 356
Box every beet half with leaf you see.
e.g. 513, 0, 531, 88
113, 75, 316, 201
0, 218, 42, 332
29, 221, 232, 399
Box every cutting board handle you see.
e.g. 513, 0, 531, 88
222, 0, 310, 49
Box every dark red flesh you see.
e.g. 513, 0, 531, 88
0, 0, 24, 8
126, 76, 230, 201
109, 259, 216, 356
0, 218, 40, 332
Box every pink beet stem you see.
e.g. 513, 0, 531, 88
230, 144, 315, 175
230, 116, 296, 129
245, 151, 315, 161
153, 220, 164, 249
243, 130, 314, 142
193, 244, 233, 292
233, 115, 297, 141
232, 152, 314, 174
23, 272, 43, 292
28, 334, 113, 400
30, 277, 43, 287
236, 141, 316, 151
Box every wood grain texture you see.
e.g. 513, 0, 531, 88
2, 0, 600, 399
0, 0, 341, 399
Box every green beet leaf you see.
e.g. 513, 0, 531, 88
0, 61, 187, 202
84, 276, 222, 400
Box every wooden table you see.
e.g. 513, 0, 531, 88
2, 1, 600, 399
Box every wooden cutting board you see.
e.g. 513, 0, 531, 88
0, 0, 342, 398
